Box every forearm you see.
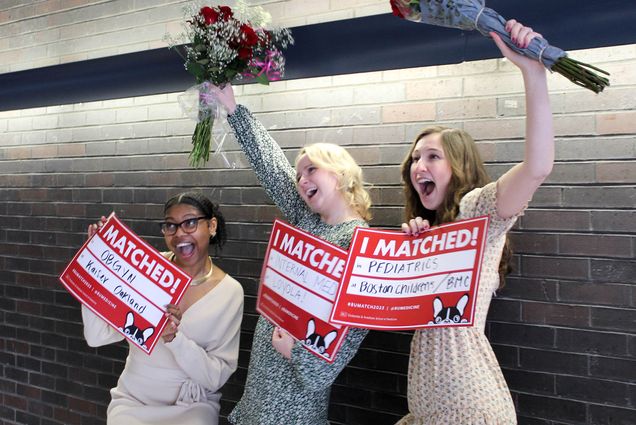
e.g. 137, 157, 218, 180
227, 105, 307, 221
523, 66, 554, 180
497, 66, 553, 218
166, 331, 238, 392
81, 305, 124, 347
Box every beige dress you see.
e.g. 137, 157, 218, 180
397, 182, 520, 425
82, 273, 244, 425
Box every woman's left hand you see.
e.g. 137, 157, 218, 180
272, 327, 294, 359
162, 304, 182, 343
491, 19, 545, 74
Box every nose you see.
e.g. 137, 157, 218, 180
298, 175, 309, 187
413, 157, 427, 172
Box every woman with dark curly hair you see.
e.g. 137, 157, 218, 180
82, 192, 243, 425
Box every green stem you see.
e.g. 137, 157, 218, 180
189, 114, 214, 168
552, 57, 610, 94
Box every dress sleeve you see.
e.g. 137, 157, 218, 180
165, 279, 244, 393
288, 327, 369, 392
460, 181, 522, 241
227, 104, 310, 224
81, 305, 124, 347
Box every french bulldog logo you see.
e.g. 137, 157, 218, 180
122, 311, 154, 350
304, 318, 338, 358
428, 293, 469, 325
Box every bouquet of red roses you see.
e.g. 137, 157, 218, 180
390, 0, 609, 94
172, 3, 293, 167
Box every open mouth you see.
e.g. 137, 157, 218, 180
424, 180, 435, 195
417, 178, 435, 196
176, 242, 195, 257
306, 187, 318, 199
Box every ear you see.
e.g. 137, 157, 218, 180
306, 319, 315, 337
456, 294, 469, 315
208, 217, 218, 237
125, 312, 134, 327
433, 297, 443, 316
142, 327, 155, 340
323, 330, 338, 348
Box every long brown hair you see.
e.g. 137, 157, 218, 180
400, 126, 513, 286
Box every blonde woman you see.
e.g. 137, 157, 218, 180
214, 84, 371, 425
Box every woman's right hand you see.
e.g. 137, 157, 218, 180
401, 217, 430, 236
87, 216, 108, 240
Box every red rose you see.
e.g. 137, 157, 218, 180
200, 6, 218, 24
238, 47, 252, 60
390, 0, 404, 18
219, 6, 233, 21
240, 24, 259, 46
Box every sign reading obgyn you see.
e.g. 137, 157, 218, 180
59, 213, 191, 354
257, 219, 349, 363
330, 216, 489, 330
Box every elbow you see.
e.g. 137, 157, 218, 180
83, 335, 102, 348
535, 162, 553, 183
525, 160, 553, 184
83, 329, 109, 347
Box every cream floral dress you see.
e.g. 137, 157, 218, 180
397, 182, 520, 425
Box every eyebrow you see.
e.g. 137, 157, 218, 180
164, 214, 199, 221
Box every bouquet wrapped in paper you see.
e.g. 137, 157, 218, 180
170, 2, 293, 167
390, 0, 609, 93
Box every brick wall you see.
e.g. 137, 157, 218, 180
1, 1, 635, 424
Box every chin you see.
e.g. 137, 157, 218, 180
419, 196, 439, 211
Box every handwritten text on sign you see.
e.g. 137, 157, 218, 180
257, 219, 350, 363
59, 213, 191, 354
330, 216, 489, 330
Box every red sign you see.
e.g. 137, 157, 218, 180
257, 219, 350, 363
59, 213, 191, 354
330, 216, 489, 330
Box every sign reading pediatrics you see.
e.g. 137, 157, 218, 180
330, 216, 489, 330
59, 213, 191, 354
257, 219, 350, 363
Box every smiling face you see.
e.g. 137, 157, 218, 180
163, 203, 216, 269
409, 132, 453, 212
295, 154, 344, 219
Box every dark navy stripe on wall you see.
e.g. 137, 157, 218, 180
1, 0, 635, 112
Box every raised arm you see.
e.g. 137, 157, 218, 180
214, 84, 310, 224
491, 21, 554, 219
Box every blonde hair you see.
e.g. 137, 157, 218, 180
295, 143, 372, 222
401, 127, 512, 286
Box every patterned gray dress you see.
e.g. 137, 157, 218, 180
226, 105, 369, 425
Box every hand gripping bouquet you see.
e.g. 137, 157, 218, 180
390, 0, 610, 93
170, 2, 293, 167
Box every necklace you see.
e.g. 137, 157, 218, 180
190, 256, 214, 286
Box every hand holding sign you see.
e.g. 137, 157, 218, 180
401, 216, 431, 236
162, 304, 182, 343
88, 215, 108, 238
272, 327, 294, 359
